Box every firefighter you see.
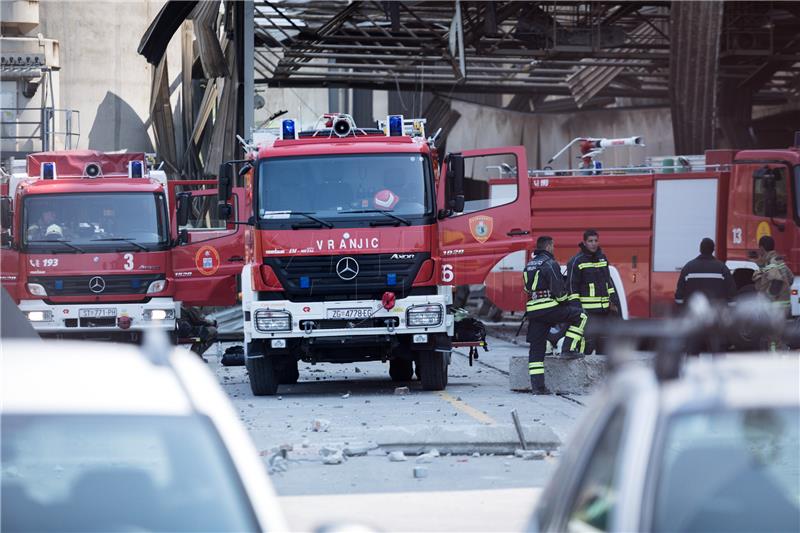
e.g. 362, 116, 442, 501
565, 229, 620, 354
177, 306, 218, 358
753, 236, 794, 330
524, 236, 588, 395
674, 238, 737, 307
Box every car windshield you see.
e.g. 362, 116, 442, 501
1, 414, 259, 532
652, 407, 800, 532
258, 153, 431, 224
22, 193, 168, 252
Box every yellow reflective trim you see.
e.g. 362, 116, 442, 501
529, 362, 544, 367
568, 293, 580, 301
529, 368, 545, 375
581, 302, 606, 310
607, 286, 616, 294
579, 296, 605, 302
589, 283, 595, 297
526, 299, 559, 311
578, 261, 608, 270
532, 270, 539, 291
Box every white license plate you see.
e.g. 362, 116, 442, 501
79, 308, 116, 318
327, 308, 372, 319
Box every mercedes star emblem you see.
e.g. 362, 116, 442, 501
335, 256, 359, 281
88, 276, 106, 294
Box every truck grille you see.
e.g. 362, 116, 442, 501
265, 253, 429, 301
29, 274, 164, 296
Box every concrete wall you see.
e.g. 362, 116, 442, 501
446, 100, 675, 169
36, 0, 181, 153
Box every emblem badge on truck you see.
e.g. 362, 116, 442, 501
88, 276, 106, 294
335, 257, 359, 281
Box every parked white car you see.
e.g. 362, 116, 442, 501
1, 336, 289, 532
528, 353, 800, 532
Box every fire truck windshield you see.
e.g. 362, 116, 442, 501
22, 192, 169, 252
257, 153, 432, 227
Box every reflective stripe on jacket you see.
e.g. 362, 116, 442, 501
674, 253, 737, 305
523, 250, 568, 313
565, 245, 619, 311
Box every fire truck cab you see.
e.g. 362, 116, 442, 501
0, 150, 244, 342
227, 115, 533, 395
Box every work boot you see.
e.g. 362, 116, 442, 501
557, 350, 584, 360
531, 386, 552, 395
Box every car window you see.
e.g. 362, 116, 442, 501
567, 407, 625, 531
1, 414, 259, 532
652, 407, 800, 532
565, 406, 627, 532
752, 166, 788, 217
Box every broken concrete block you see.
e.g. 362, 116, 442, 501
310, 418, 331, 432
509, 354, 607, 394
388, 451, 407, 462
413, 466, 429, 478
322, 450, 344, 465
343, 443, 377, 457
394, 386, 410, 395
416, 453, 434, 464
471, 452, 480, 457
320, 445, 342, 457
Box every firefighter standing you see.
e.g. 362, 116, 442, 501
753, 236, 794, 349
524, 236, 588, 395
565, 229, 620, 354
674, 238, 737, 307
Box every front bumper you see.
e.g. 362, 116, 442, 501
245, 290, 453, 340
18, 298, 179, 333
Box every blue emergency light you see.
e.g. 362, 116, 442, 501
386, 273, 397, 286
387, 115, 404, 136
129, 160, 144, 178
300, 276, 310, 289
281, 119, 297, 140
54, 279, 63, 290
41, 162, 56, 180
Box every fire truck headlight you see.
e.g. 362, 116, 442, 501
27, 283, 47, 296
26, 310, 53, 322
146, 280, 166, 294
254, 310, 292, 332
407, 304, 443, 327
144, 309, 174, 321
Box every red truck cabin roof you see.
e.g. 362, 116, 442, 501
19, 178, 163, 195
27, 150, 146, 178
258, 135, 429, 159
734, 148, 800, 165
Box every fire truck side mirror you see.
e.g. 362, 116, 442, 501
0, 197, 11, 231
176, 192, 191, 228
218, 163, 233, 201
446, 154, 465, 213
218, 203, 233, 221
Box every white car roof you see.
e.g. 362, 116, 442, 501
2, 339, 192, 415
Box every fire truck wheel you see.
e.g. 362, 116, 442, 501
277, 357, 300, 384
389, 359, 414, 381
418, 350, 448, 391
246, 355, 279, 396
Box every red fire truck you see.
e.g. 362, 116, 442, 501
0, 150, 244, 342
484, 143, 800, 319
222, 115, 534, 395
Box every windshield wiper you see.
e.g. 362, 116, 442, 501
91, 238, 150, 252
339, 209, 411, 226
27, 239, 85, 253
264, 211, 334, 229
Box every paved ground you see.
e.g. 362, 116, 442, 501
209, 335, 591, 531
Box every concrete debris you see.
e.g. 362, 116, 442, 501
341, 392, 351, 399
310, 418, 331, 432
343, 443, 377, 457
416, 453, 435, 464
320, 445, 341, 457
279, 444, 293, 453
413, 466, 429, 479
515, 448, 546, 460
355, 367, 361, 373
394, 386, 410, 395
428, 448, 441, 457
322, 450, 344, 465
472, 452, 480, 457
301, 439, 311, 448
388, 451, 407, 462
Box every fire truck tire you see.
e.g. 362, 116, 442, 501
418, 350, 448, 390
246, 355, 279, 396
277, 357, 300, 384
389, 359, 414, 381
